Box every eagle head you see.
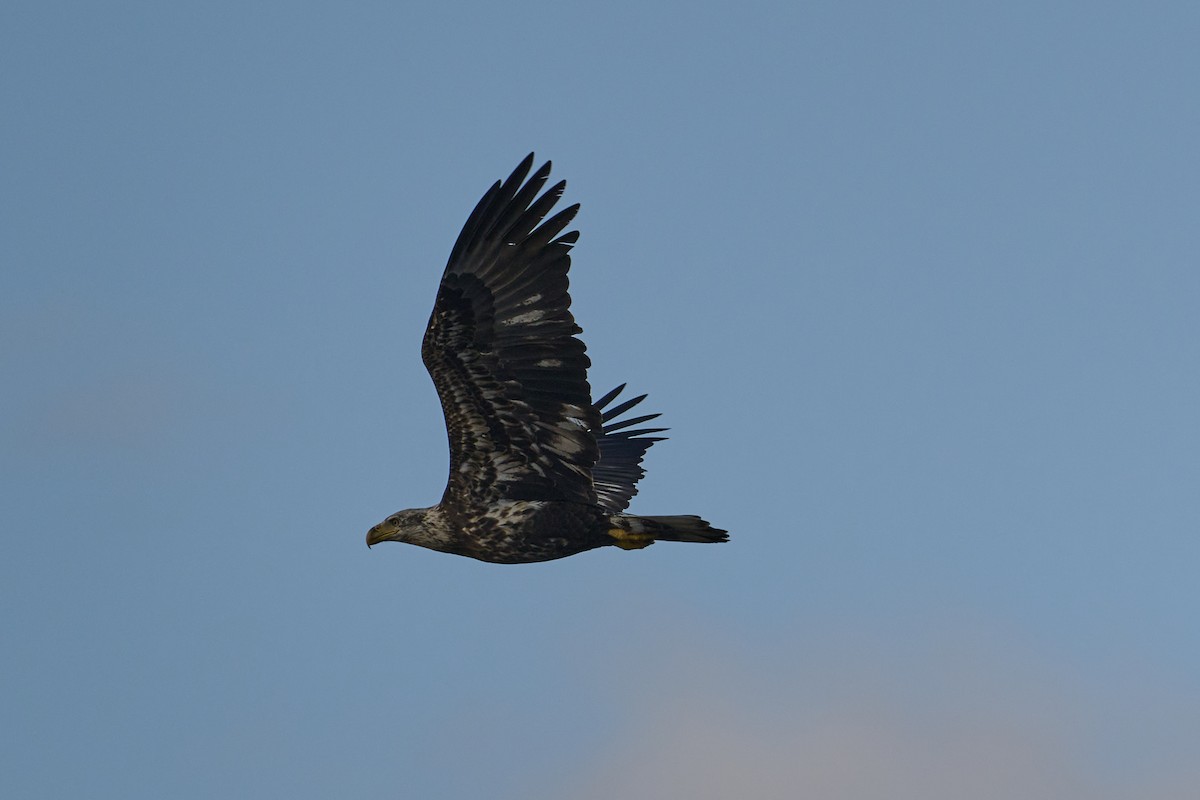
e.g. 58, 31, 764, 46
364, 506, 453, 551
366, 508, 427, 547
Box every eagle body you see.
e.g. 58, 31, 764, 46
366, 155, 726, 563
389, 500, 609, 564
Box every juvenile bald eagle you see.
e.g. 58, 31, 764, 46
366, 154, 727, 563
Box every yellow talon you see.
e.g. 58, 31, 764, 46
608, 528, 654, 550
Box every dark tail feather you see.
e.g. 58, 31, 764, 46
609, 514, 729, 549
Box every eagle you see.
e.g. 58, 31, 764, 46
366, 154, 727, 563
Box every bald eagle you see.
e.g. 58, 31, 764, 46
366, 155, 727, 563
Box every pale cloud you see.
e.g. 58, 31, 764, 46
537, 626, 1200, 800
31, 371, 183, 448
2, 299, 192, 453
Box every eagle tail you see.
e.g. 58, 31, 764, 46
607, 514, 728, 550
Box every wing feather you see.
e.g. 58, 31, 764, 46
592, 384, 668, 512
422, 155, 601, 508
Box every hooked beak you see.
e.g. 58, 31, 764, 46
366, 523, 390, 548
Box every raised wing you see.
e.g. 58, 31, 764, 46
422, 154, 602, 508
592, 384, 668, 513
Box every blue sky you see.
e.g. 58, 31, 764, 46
3, 1, 1199, 797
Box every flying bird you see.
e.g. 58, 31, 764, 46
366, 154, 727, 563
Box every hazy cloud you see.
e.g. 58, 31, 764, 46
537, 628, 1200, 800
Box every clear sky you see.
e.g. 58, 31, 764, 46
3, 1, 1199, 797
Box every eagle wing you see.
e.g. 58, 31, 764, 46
422, 154, 602, 509
591, 385, 668, 513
